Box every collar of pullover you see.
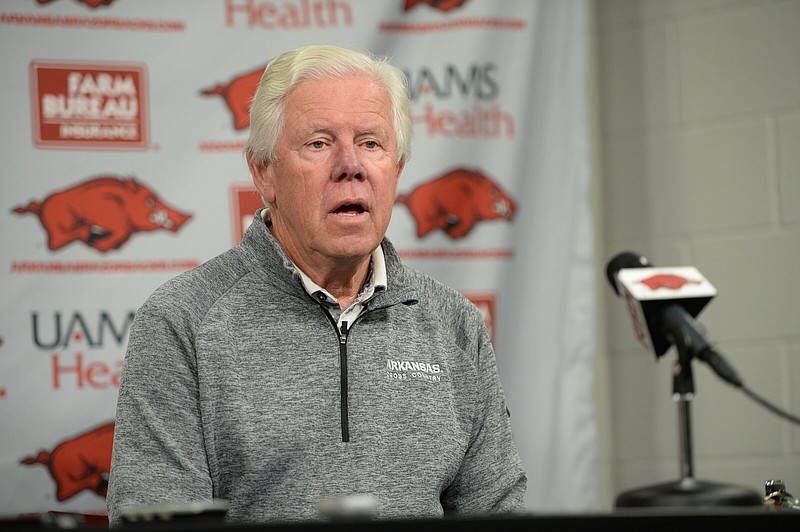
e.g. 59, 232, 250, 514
239, 209, 418, 310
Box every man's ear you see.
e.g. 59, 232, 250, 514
394, 161, 405, 187
249, 161, 276, 204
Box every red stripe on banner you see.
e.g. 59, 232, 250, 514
397, 249, 514, 259
0, 12, 185, 32
198, 141, 246, 152
378, 18, 525, 32
10, 260, 199, 273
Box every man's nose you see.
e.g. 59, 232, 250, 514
333, 143, 365, 181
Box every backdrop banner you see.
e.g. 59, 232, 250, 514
0, 0, 596, 517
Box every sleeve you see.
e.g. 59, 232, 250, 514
441, 305, 528, 515
106, 292, 213, 527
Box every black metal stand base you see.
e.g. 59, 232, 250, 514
615, 477, 764, 508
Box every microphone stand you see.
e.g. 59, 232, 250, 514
614, 332, 763, 508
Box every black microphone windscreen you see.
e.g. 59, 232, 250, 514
605, 251, 652, 295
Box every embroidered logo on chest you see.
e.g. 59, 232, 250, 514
385, 359, 443, 382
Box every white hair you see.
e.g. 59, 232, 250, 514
244, 44, 411, 167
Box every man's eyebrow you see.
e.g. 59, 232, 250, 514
303, 126, 334, 136
355, 127, 390, 138
301, 126, 391, 139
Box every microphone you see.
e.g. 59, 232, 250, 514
606, 251, 743, 387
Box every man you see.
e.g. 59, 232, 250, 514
107, 44, 526, 525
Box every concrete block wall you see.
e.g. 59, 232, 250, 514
593, 0, 800, 508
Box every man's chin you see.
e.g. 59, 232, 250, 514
319, 235, 381, 262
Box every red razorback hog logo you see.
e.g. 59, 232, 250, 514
640, 274, 701, 291
21, 421, 114, 502
404, 0, 469, 11
396, 168, 516, 239
13, 176, 192, 252
37, 0, 115, 7
201, 65, 267, 131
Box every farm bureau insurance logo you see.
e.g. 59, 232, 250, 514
30, 61, 149, 150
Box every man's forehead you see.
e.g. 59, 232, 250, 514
287, 75, 387, 106
283, 77, 394, 134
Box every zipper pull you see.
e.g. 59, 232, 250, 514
339, 321, 348, 343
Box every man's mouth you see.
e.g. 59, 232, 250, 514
332, 203, 367, 216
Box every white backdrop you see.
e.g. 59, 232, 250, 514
0, 0, 596, 518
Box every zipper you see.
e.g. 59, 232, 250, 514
310, 294, 381, 442
338, 321, 350, 442
310, 295, 354, 443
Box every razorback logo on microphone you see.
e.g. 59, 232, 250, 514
13, 176, 192, 252
617, 266, 716, 302
30, 61, 149, 150
20, 421, 114, 502
640, 274, 701, 291
201, 64, 267, 131
404, 0, 469, 11
396, 168, 516, 239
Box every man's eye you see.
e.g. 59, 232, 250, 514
364, 140, 378, 149
310, 140, 325, 149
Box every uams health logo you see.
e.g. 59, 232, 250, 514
405, 63, 515, 139
21, 421, 114, 502
30, 61, 149, 150
405, 63, 498, 102
13, 176, 192, 252
396, 168, 516, 239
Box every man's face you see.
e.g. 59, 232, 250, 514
251, 75, 404, 268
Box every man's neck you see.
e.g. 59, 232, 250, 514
300, 256, 371, 310
266, 216, 371, 308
